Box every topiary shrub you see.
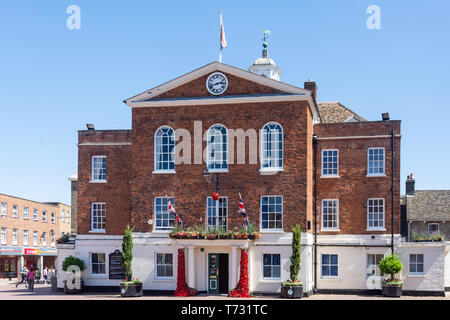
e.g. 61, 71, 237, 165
62, 256, 86, 272
379, 253, 403, 285
121, 224, 134, 280
289, 224, 302, 283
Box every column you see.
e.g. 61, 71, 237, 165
187, 246, 195, 289
230, 245, 238, 289
39, 256, 44, 280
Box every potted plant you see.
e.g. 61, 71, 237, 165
62, 255, 86, 294
120, 225, 143, 297
379, 253, 403, 297
281, 224, 303, 298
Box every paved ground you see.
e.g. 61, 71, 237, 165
0, 281, 449, 300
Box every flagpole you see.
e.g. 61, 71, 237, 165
219, 10, 222, 63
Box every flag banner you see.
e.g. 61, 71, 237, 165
166, 195, 183, 227
239, 192, 248, 231
220, 11, 227, 50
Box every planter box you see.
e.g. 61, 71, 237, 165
280, 284, 303, 299
382, 285, 402, 297
120, 282, 143, 297
64, 279, 85, 294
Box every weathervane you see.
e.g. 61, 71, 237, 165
262, 29, 271, 49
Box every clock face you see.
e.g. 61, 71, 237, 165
206, 72, 228, 95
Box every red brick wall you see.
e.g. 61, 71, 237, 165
314, 121, 401, 234
130, 100, 313, 233
153, 72, 285, 99
77, 130, 131, 235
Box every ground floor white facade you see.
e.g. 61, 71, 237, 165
56, 233, 450, 296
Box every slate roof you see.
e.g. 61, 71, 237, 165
318, 102, 367, 123
406, 190, 450, 221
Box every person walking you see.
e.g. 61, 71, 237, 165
43, 267, 48, 284
16, 266, 28, 288
27, 268, 35, 291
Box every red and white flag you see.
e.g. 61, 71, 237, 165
165, 195, 183, 227
220, 11, 227, 50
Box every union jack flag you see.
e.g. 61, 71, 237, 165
239, 192, 249, 231
165, 195, 183, 227
220, 11, 227, 50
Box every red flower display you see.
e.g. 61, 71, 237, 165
174, 249, 197, 297
228, 249, 251, 298
212, 192, 220, 200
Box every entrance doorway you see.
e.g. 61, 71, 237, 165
208, 253, 229, 294
0, 256, 17, 279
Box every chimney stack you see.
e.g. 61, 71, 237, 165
304, 79, 318, 101
406, 173, 415, 196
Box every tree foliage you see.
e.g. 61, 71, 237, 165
379, 253, 403, 280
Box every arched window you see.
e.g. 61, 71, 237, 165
154, 126, 175, 172
260, 122, 283, 170
206, 124, 228, 171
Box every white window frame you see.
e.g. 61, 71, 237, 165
91, 155, 107, 182
42, 210, 47, 223
33, 209, 38, 221
262, 253, 281, 280
90, 252, 107, 276
23, 207, 29, 220
155, 253, 174, 279
409, 254, 424, 276
367, 198, 385, 231
23, 230, 29, 246
91, 203, 106, 232
367, 147, 386, 176
61, 209, 65, 223
206, 197, 228, 231
66, 210, 70, 223
1, 228, 6, 245
366, 254, 384, 279
51, 231, 55, 247
154, 126, 176, 173
51, 212, 55, 224
428, 223, 439, 235
260, 122, 284, 172
33, 231, 38, 247
12, 229, 18, 246
154, 197, 175, 232
12, 204, 18, 218
206, 124, 229, 173
1, 202, 7, 217
321, 199, 340, 231
42, 232, 47, 247
321, 149, 339, 177
260, 195, 283, 232
22, 230, 29, 246
321, 253, 339, 278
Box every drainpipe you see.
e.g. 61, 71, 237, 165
313, 134, 318, 292
391, 128, 395, 254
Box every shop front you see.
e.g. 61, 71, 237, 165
0, 246, 57, 279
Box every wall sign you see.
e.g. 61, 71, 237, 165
109, 250, 125, 280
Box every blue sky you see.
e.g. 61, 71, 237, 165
0, 1, 449, 204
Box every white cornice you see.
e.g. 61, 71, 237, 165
124, 61, 310, 104
127, 94, 309, 108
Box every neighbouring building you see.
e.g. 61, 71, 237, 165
68, 174, 78, 235
403, 174, 450, 241
0, 193, 71, 279
56, 42, 437, 295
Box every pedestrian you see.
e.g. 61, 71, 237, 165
16, 266, 28, 288
27, 268, 35, 291
43, 267, 48, 284
48, 266, 54, 281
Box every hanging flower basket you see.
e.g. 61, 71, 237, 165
212, 192, 220, 200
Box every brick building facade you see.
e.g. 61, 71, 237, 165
59, 56, 406, 294
0, 193, 71, 278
